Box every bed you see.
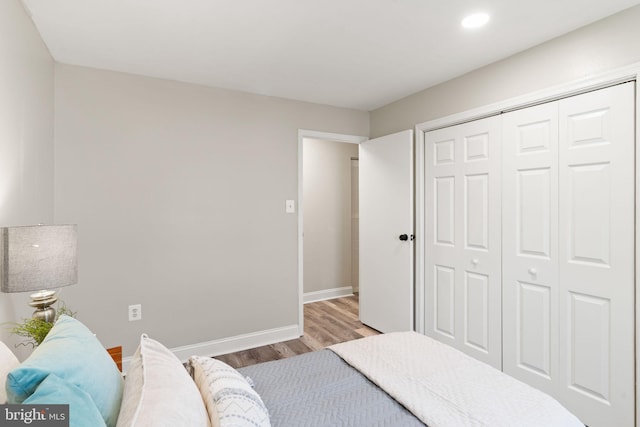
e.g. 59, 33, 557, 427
1, 316, 585, 427
239, 332, 584, 427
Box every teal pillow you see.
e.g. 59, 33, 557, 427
6, 315, 123, 427
24, 373, 106, 427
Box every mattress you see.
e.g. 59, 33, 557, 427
238, 349, 425, 427
330, 332, 585, 427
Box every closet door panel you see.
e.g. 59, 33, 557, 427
567, 163, 611, 266
502, 102, 559, 395
459, 119, 501, 367
435, 176, 455, 245
558, 83, 635, 427
434, 265, 455, 337
568, 293, 611, 400
465, 173, 489, 250
465, 271, 490, 352
517, 168, 551, 257
517, 282, 551, 377
425, 116, 501, 369
427, 127, 460, 347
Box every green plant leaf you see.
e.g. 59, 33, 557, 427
4, 300, 76, 347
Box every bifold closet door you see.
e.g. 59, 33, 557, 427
425, 116, 502, 369
503, 82, 635, 427
557, 83, 634, 427
502, 101, 559, 396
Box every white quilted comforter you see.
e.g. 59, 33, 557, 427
330, 332, 583, 427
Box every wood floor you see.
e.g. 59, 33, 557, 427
215, 294, 379, 368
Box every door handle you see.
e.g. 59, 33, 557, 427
399, 234, 409, 241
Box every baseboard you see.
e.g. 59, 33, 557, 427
122, 324, 300, 372
303, 286, 353, 304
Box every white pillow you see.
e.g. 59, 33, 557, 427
115, 334, 210, 427
188, 356, 270, 427
0, 341, 19, 403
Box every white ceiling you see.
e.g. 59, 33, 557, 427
21, 0, 640, 111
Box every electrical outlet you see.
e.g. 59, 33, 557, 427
128, 304, 142, 321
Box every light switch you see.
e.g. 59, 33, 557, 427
286, 200, 296, 213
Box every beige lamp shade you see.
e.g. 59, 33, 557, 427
0, 225, 78, 294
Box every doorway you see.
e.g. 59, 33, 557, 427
297, 130, 367, 334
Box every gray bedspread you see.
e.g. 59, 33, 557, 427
238, 349, 425, 427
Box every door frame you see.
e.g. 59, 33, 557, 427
415, 62, 640, 423
297, 130, 368, 335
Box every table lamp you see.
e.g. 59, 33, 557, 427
0, 225, 78, 323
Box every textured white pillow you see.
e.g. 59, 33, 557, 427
0, 341, 19, 403
188, 356, 270, 427
115, 334, 210, 427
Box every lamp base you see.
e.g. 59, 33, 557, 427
28, 290, 58, 323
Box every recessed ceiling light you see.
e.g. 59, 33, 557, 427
461, 12, 490, 29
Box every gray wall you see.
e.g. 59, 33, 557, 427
0, 0, 54, 358
302, 139, 358, 295
370, 5, 640, 138
53, 64, 369, 356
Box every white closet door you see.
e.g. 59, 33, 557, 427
557, 83, 635, 427
502, 102, 559, 395
425, 116, 502, 368
503, 83, 635, 427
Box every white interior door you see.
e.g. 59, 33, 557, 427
502, 101, 559, 395
359, 130, 414, 333
503, 83, 635, 427
557, 83, 635, 427
424, 116, 502, 369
